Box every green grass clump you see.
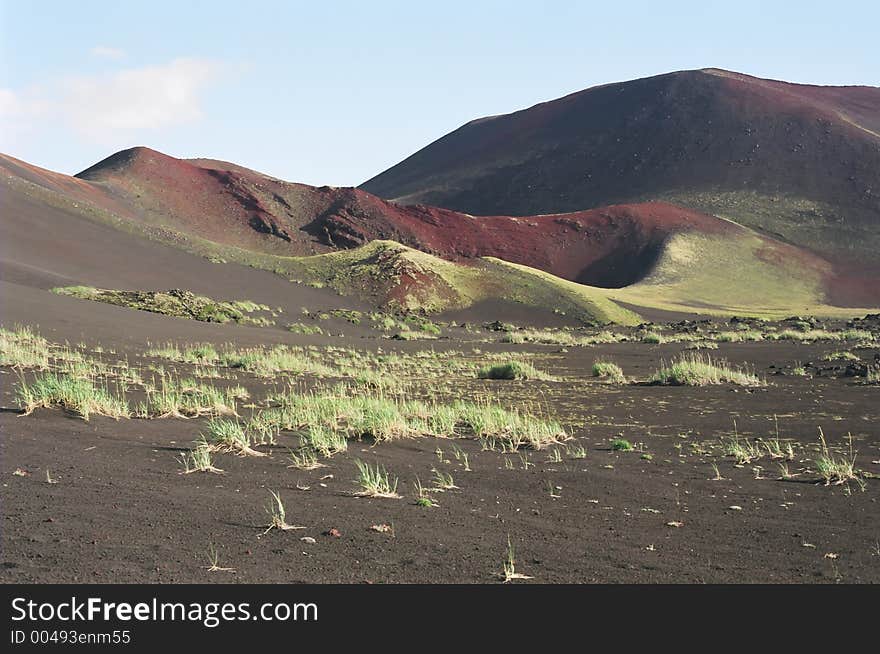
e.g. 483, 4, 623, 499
146, 343, 222, 364
179, 438, 224, 474
821, 350, 859, 362
268, 388, 566, 452
499, 329, 624, 346
353, 460, 401, 498
814, 429, 862, 487
611, 438, 634, 451
500, 329, 574, 346
0, 325, 51, 369
301, 424, 349, 456
723, 435, 762, 464
52, 285, 99, 298
716, 330, 764, 342
768, 329, 873, 343
219, 346, 334, 377
137, 376, 241, 418
419, 321, 442, 335
456, 401, 566, 451
185, 345, 220, 362
329, 309, 363, 324
402, 315, 441, 335
16, 372, 129, 420
231, 300, 270, 313
684, 341, 719, 351
203, 418, 265, 456
641, 331, 664, 344
649, 353, 763, 387
500, 534, 532, 582
351, 369, 405, 393
370, 313, 401, 331
477, 361, 552, 381
286, 322, 324, 335
288, 447, 325, 470
392, 330, 436, 341
586, 330, 625, 344
51, 287, 272, 326
591, 360, 625, 384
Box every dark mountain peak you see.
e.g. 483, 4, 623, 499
360, 69, 880, 266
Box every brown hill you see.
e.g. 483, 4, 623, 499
359, 69, 880, 268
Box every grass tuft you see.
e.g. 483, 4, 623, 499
0, 326, 51, 369
477, 360, 552, 381
591, 360, 625, 384
203, 418, 265, 457
611, 438, 634, 452
179, 439, 224, 474
353, 460, 401, 498
287, 447, 325, 470
16, 372, 129, 421
814, 429, 862, 487
649, 353, 763, 386
500, 534, 532, 582
263, 490, 304, 533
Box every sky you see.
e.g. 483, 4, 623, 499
1, 0, 878, 186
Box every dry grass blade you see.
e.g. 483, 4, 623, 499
263, 490, 306, 533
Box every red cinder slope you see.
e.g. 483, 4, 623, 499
310, 193, 734, 287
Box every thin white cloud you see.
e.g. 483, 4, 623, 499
90, 45, 127, 60
0, 58, 225, 153
0, 86, 52, 150
0, 88, 21, 116
61, 58, 222, 138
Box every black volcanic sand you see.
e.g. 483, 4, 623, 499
1, 315, 878, 584
1, 198, 879, 583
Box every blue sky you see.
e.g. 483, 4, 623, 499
1, 0, 877, 186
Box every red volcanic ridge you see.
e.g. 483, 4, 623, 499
59, 146, 734, 288
313, 192, 731, 287
76, 147, 306, 249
